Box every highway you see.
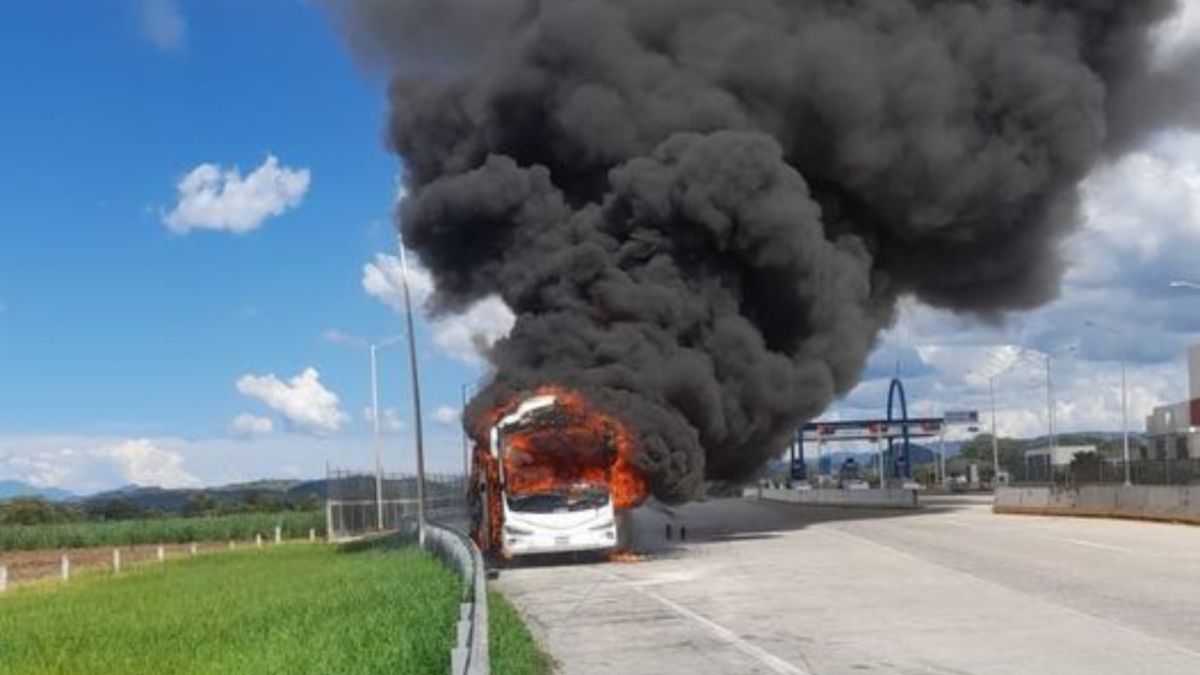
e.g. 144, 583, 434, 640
494, 495, 1200, 675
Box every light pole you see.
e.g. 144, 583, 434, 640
397, 244, 428, 546
1015, 348, 1057, 454
1084, 320, 1131, 486
1169, 280, 1200, 290
327, 331, 402, 530
968, 366, 1007, 487
989, 375, 1000, 485
370, 344, 383, 529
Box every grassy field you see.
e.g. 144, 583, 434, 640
0, 542, 460, 674
489, 589, 554, 675
0, 510, 324, 551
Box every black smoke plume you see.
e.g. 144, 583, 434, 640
328, 0, 1198, 503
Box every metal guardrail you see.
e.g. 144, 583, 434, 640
422, 523, 490, 675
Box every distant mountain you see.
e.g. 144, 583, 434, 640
215, 479, 305, 493
0, 480, 74, 502
78, 478, 330, 514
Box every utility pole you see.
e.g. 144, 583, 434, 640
397, 244, 427, 546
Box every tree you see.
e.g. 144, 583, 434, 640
84, 498, 148, 521
958, 434, 1025, 476
1068, 451, 1106, 484
0, 498, 84, 525
183, 492, 216, 516
912, 465, 935, 487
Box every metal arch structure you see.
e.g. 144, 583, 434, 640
791, 377, 938, 484
886, 378, 912, 479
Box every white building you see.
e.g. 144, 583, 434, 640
1025, 445, 1098, 470
1144, 344, 1200, 460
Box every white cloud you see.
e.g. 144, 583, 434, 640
105, 439, 200, 488
828, 131, 1200, 444
1153, 0, 1200, 65
363, 253, 516, 364
164, 155, 311, 234
362, 252, 434, 307
1, 447, 74, 489
229, 413, 275, 438
138, 0, 186, 50
236, 367, 348, 435
323, 328, 367, 348
430, 297, 517, 365
363, 406, 404, 433
0, 429, 468, 495
1074, 133, 1200, 287
433, 406, 460, 426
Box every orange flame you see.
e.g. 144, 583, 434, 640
469, 386, 649, 554
607, 549, 647, 563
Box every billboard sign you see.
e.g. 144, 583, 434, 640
944, 410, 979, 425
802, 418, 944, 442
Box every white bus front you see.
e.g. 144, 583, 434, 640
491, 394, 619, 557
501, 486, 617, 556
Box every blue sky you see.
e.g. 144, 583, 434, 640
1, 1, 1199, 493
0, 1, 488, 491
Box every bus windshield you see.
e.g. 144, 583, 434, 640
507, 487, 610, 513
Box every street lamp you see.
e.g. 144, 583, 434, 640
988, 374, 1001, 485
327, 331, 403, 530
1169, 280, 1200, 290
1014, 348, 1056, 454
1084, 320, 1132, 486
967, 362, 1016, 487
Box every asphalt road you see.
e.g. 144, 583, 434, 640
494, 495, 1200, 675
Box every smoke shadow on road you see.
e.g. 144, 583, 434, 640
492, 496, 985, 571
630, 496, 983, 556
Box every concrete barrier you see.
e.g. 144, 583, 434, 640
756, 487, 919, 509
994, 485, 1200, 525
995, 487, 1050, 510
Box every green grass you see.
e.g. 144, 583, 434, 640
0, 543, 461, 674
0, 511, 324, 551
489, 589, 554, 675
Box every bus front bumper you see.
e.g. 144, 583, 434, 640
503, 526, 617, 556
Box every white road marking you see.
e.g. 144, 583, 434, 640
1050, 537, 1133, 553
601, 569, 811, 675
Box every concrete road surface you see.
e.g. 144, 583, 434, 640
494, 495, 1200, 675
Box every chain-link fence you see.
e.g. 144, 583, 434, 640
325, 468, 468, 540
1011, 457, 1200, 486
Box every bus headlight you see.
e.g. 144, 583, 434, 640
588, 520, 615, 531
504, 525, 534, 536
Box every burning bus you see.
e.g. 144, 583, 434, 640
470, 388, 646, 559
